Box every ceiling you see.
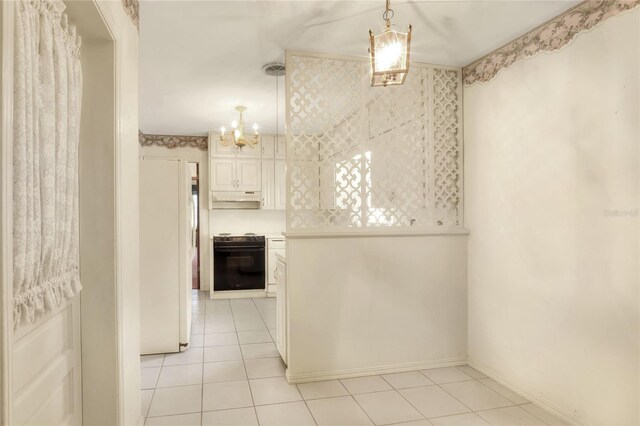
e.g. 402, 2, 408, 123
139, 0, 579, 136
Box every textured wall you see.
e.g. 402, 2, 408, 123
464, 9, 639, 424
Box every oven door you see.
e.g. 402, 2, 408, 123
213, 244, 266, 291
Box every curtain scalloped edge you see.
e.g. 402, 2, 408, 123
13, 270, 82, 330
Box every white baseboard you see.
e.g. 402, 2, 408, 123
285, 356, 467, 384
468, 360, 587, 426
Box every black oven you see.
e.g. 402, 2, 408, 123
213, 235, 265, 291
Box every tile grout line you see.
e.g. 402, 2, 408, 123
230, 299, 261, 425
378, 374, 429, 423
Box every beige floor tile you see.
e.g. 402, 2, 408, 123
456, 366, 487, 379
382, 372, 434, 389
204, 345, 243, 362
255, 401, 316, 426
203, 360, 247, 383
244, 357, 286, 379
520, 403, 569, 425
306, 396, 373, 426
235, 319, 267, 332
157, 364, 203, 388
141, 354, 164, 368
148, 384, 202, 417
354, 390, 424, 425
201, 407, 258, 426
249, 377, 302, 406
205, 321, 236, 334
241, 342, 280, 359
341, 376, 393, 394
238, 330, 273, 344
420, 367, 473, 384
399, 386, 470, 419
204, 332, 239, 347
430, 412, 489, 425
141, 367, 161, 389
202, 380, 253, 411
163, 348, 204, 366
476, 406, 546, 426
141, 389, 154, 417
440, 381, 513, 411
298, 380, 349, 400
188, 334, 204, 348
145, 412, 201, 426
478, 379, 528, 405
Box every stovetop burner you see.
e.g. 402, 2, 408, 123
244, 233, 257, 236
219, 233, 231, 236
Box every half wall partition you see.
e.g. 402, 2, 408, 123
282, 51, 468, 383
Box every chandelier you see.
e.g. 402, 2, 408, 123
219, 106, 259, 149
368, 0, 412, 87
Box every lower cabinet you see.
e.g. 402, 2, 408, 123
275, 257, 287, 364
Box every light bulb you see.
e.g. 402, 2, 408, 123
234, 129, 240, 138
231, 120, 238, 129
252, 123, 259, 134
220, 126, 226, 135
376, 41, 402, 71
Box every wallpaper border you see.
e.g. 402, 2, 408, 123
139, 131, 208, 151
463, 0, 640, 85
121, 0, 139, 29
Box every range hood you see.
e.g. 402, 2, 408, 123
210, 191, 262, 210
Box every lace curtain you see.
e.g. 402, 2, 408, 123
13, 0, 83, 329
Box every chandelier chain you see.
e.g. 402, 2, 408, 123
382, 0, 394, 26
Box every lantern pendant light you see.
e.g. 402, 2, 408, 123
368, 0, 412, 87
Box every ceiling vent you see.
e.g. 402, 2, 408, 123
262, 63, 286, 76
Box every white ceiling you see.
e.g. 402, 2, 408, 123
139, 0, 579, 136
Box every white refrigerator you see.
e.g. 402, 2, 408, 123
140, 157, 195, 354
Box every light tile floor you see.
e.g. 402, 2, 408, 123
141, 291, 568, 426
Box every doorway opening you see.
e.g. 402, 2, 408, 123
190, 162, 200, 290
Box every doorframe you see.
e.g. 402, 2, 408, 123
0, 1, 140, 424
0, 1, 15, 424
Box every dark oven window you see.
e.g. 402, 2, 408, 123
214, 244, 265, 291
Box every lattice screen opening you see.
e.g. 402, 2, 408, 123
286, 51, 462, 232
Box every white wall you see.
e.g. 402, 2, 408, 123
285, 234, 468, 382
209, 210, 285, 235
464, 9, 639, 425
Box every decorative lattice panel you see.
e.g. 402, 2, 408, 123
286, 51, 462, 231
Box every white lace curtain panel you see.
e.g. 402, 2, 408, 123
13, 0, 83, 329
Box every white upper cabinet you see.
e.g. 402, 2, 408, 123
236, 142, 262, 158
261, 135, 276, 158
208, 131, 261, 158
236, 159, 262, 191
262, 159, 275, 209
275, 160, 287, 210
210, 158, 236, 191
275, 134, 286, 159
209, 131, 236, 157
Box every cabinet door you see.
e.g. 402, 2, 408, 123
275, 134, 286, 159
261, 159, 275, 209
267, 249, 277, 285
210, 131, 237, 157
274, 160, 287, 210
276, 260, 287, 363
237, 159, 262, 191
236, 136, 262, 158
210, 158, 236, 191
261, 135, 275, 158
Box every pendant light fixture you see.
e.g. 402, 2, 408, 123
219, 106, 259, 149
368, 0, 412, 87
